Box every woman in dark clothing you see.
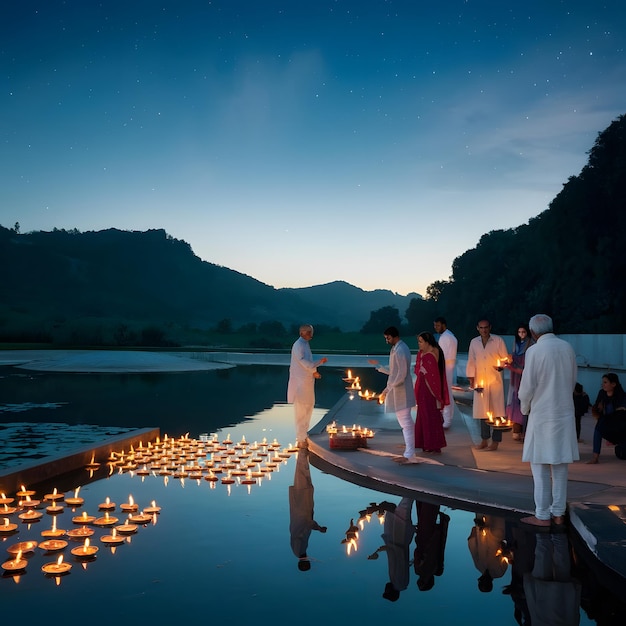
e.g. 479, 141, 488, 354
587, 373, 626, 464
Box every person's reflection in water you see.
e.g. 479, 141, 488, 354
289, 448, 327, 571
502, 522, 534, 625
468, 514, 509, 593
413, 501, 450, 591
374, 498, 415, 602
523, 532, 582, 626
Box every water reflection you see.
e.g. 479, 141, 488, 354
1, 365, 625, 623
289, 449, 327, 570
414, 501, 449, 592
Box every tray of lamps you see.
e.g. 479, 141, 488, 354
326, 422, 374, 450
483, 414, 513, 431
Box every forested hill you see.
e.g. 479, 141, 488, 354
423, 113, 626, 336
0, 226, 417, 341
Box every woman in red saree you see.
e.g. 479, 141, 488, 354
414, 331, 450, 453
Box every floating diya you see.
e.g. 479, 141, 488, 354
120, 495, 138, 513
39, 538, 68, 552
71, 538, 98, 558
240, 470, 256, 485
98, 497, 116, 511
19, 495, 41, 508
7, 540, 38, 554
67, 527, 94, 539
129, 511, 152, 524
65, 488, 84, 507
204, 470, 219, 482
100, 528, 125, 546
18, 509, 43, 522
221, 471, 235, 485
43, 488, 64, 502
2, 550, 27, 572
42, 554, 72, 576
46, 500, 64, 514
115, 519, 138, 535
16, 485, 35, 498
41, 517, 66, 538
93, 512, 118, 527
1, 503, 17, 515
71, 511, 95, 525
0, 493, 15, 506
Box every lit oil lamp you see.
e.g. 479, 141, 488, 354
120, 495, 138, 513
240, 470, 256, 485
115, 518, 138, 535
1, 503, 17, 515
41, 516, 66, 538
129, 511, 152, 524
221, 471, 235, 485
42, 554, 72, 576
474, 379, 485, 392
19, 495, 41, 508
72, 511, 95, 525
18, 509, 43, 522
46, 500, 64, 514
71, 537, 98, 558
98, 497, 116, 511
0, 493, 15, 506
16, 485, 35, 498
65, 487, 84, 507
39, 538, 68, 552
204, 470, 219, 482
43, 488, 64, 502
93, 511, 118, 527
67, 526, 94, 539
2, 549, 27, 572
100, 528, 125, 546
342, 369, 355, 382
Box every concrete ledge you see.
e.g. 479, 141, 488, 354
0, 427, 159, 493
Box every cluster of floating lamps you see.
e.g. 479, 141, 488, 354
1, 485, 160, 585
93, 433, 297, 494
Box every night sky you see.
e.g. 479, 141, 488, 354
2, 1, 625, 295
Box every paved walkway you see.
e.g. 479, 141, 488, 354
307, 393, 626, 584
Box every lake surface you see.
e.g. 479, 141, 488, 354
0, 364, 622, 624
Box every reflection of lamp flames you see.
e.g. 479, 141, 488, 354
341, 518, 360, 555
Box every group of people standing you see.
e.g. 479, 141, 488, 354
287, 316, 626, 531
369, 319, 456, 460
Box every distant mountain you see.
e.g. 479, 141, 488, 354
0, 226, 419, 338
281, 281, 420, 331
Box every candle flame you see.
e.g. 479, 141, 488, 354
57, 554, 64, 566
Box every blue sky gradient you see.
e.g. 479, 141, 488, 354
2, 1, 625, 295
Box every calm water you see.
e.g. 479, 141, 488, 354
0, 364, 622, 624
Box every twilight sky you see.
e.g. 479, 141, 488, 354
2, 1, 625, 296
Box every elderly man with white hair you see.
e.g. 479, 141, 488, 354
518, 314, 578, 528
287, 324, 328, 448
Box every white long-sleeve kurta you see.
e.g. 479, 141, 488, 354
466, 334, 508, 419
287, 337, 323, 405
377, 340, 416, 413
518, 333, 579, 464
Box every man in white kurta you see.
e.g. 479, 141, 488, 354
466, 319, 509, 450
287, 324, 327, 447
369, 326, 416, 459
434, 317, 458, 429
518, 314, 578, 527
